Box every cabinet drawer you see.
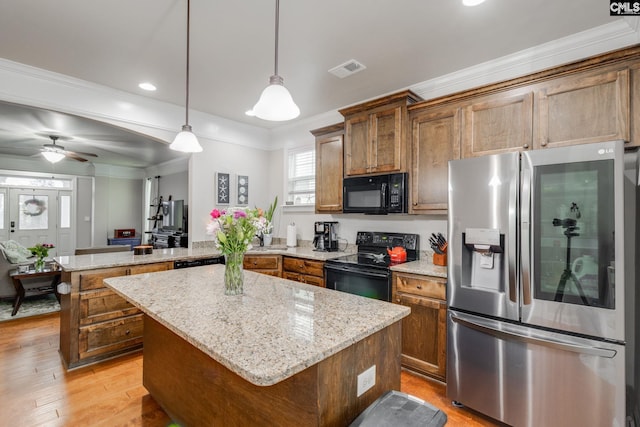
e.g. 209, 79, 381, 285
129, 262, 173, 275
79, 314, 144, 360
395, 273, 446, 300
283, 271, 325, 287
78, 267, 130, 291
283, 257, 324, 277
244, 255, 281, 270
79, 288, 140, 325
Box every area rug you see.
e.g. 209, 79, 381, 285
0, 294, 60, 322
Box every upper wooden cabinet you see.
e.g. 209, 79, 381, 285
462, 90, 533, 157
311, 123, 344, 213
535, 67, 630, 149
409, 105, 461, 214
340, 91, 420, 176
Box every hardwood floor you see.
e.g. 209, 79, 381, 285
1, 312, 501, 426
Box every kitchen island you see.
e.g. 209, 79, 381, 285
104, 264, 410, 426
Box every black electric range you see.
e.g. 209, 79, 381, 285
324, 231, 420, 301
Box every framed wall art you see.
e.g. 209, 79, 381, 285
237, 175, 249, 206
215, 172, 231, 205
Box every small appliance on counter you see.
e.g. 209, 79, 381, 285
313, 221, 339, 252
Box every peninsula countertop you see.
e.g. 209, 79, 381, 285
104, 265, 410, 386
54, 245, 349, 272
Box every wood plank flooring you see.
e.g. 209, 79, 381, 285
1, 312, 502, 426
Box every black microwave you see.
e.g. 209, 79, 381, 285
343, 173, 408, 214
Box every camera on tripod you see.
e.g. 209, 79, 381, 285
552, 218, 577, 228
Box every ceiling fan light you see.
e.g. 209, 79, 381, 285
252, 76, 300, 121
170, 125, 203, 153
42, 151, 65, 163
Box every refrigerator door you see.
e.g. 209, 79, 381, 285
521, 140, 626, 341
447, 310, 625, 427
448, 152, 519, 321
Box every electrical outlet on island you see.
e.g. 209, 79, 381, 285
356, 365, 376, 397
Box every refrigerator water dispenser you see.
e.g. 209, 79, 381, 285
461, 228, 505, 291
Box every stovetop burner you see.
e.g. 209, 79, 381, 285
326, 231, 420, 269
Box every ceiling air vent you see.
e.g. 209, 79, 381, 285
328, 59, 366, 78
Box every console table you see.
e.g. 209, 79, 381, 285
9, 269, 61, 316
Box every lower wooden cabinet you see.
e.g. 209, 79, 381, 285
392, 272, 447, 381
60, 261, 173, 368
282, 256, 325, 287
243, 254, 282, 277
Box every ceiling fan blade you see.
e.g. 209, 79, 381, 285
64, 149, 98, 157
63, 152, 89, 162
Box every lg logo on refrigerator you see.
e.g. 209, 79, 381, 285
598, 148, 615, 155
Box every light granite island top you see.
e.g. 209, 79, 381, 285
104, 264, 410, 426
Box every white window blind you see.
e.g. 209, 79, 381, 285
287, 147, 315, 206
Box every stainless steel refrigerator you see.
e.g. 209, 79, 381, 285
447, 140, 639, 426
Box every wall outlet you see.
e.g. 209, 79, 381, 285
356, 365, 376, 397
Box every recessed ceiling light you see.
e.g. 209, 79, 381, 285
463, 0, 485, 6
138, 82, 157, 91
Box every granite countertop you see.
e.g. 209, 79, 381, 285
104, 265, 409, 387
54, 247, 223, 272
54, 245, 350, 272
390, 257, 448, 278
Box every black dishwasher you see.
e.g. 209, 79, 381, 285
173, 256, 224, 269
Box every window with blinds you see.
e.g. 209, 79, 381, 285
287, 147, 315, 206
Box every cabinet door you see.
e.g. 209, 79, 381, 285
344, 114, 370, 176
128, 262, 173, 275
462, 91, 533, 157
78, 314, 144, 360
396, 293, 447, 381
316, 135, 343, 213
370, 106, 403, 173
244, 255, 282, 276
536, 68, 629, 149
410, 106, 461, 213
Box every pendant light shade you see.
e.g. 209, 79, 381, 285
170, 0, 203, 153
42, 151, 65, 163
250, 0, 299, 121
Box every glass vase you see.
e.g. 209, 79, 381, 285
224, 252, 245, 295
34, 257, 45, 272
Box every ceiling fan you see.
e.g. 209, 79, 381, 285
41, 135, 98, 163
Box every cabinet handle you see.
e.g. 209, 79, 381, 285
523, 143, 529, 149
125, 330, 131, 335
416, 285, 422, 289
541, 139, 548, 147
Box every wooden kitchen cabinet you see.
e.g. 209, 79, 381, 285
243, 254, 282, 277
392, 272, 447, 381
535, 66, 630, 149
339, 90, 420, 176
409, 105, 461, 214
462, 90, 533, 157
282, 256, 325, 287
60, 261, 173, 368
311, 123, 344, 213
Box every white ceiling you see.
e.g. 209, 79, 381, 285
0, 0, 632, 167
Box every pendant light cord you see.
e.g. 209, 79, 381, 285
185, 0, 191, 126
274, 0, 279, 77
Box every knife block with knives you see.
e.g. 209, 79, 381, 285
430, 233, 448, 266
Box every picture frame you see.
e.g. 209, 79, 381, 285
215, 172, 231, 205
237, 175, 249, 206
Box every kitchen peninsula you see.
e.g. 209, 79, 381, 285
104, 265, 409, 426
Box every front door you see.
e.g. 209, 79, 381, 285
8, 189, 59, 257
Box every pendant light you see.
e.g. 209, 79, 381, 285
170, 0, 203, 153
250, 0, 300, 121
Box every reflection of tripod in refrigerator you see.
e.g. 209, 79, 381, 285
552, 217, 589, 305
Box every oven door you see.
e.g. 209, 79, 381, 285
324, 263, 391, 301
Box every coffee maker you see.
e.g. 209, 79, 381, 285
313, 221, 338, 252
